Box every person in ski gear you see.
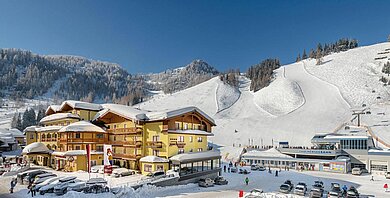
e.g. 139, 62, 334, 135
245, 177, 249, 185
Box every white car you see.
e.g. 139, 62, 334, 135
91, 165, 104, 173
112, 168, 135, 177
294, 185, 307, 196
34, 177, 63, 192
352, 167, 362, 175
244, 189, 264, 198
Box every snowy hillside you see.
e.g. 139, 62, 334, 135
305, 42, 390, 107
253, 67, 305, 116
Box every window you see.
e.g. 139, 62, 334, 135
30, 134, 34, 139
178, 136, 184, 142
153, 135, 160, 142
189, 136, 193, 142
124, 124, 127, 128
184, 123, 188, 130
91, 160, 97, 166
178, 149, 185, 154
156, 165, 164, 171
144, 164, 152, 172
113, 125, 117, 129
175, 122, 180, 130
96, 134, 103, 138
75, 133, 80, 138
197, 148, 203, 152
153, 150, 160, 156
189, 149, 193, 152
66, 121, 70, 125
75, 145, 81, 150
197, 137, 203, 142
96, 146, 103, 151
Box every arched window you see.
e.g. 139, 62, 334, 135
47, 134, 51, 139
47, 145, 51, 150
42, 134, 46, 140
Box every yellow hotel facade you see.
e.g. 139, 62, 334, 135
23, 100, 221, 176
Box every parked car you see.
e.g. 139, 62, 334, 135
239, 169, 250, 174
17, 169, 46, 184
91, 165, 104, 173
352, 168, 362, 175
346, 186, 359, 198
294, 184, 307, 196
230, 167, 238, 173
53, 177, 79, 196
309, 187, 323, 198
279, 184, 293, 193
84, 178, 109, 194
244, 189, 264, 198
67, 181, 87, 192
33, 173, 57, 184
250, 164, 259, 171
147, 171, 165, 178
33, 177, 63, 192
385, 171, 390, 179
214, 176, 228, 185
284, 180, 293, 186
198, 178, 214, 187
258, 166, 266, 171
24, 170, 48, 183
314, 180, 324, 188
328, 183, 343, 198
112, 168, 135, 177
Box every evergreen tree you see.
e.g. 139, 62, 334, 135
296, 54, 301, 62
309, 49, 315, 59
302, 50, 307, 60
316, 46, 323, 65
11, 113, 23, 131
22, 108, 36, 129
382, 62, 390, 76
36, 108, 46, 125
388, 35, 390, 42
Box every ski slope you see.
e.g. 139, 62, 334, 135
139, 60, 351, 146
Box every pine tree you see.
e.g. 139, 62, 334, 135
36, 108, 46, 125
383, 62, 390, 76
296, 54, 301, 62
302, 50, 307, 60
11, 113, 23, 131
309, 49, 315, 59
22, 108, 36, 129
388, 35, 390, 42
316, 48, 323, 65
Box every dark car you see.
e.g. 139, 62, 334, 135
198, 178, 214, 188
346, 186, 359, 198
280, 184, 293, 193
84, 178, 109, 194
24, 170, 48, 183
238, 169, 250, 174
214, 176, 228, 185
328, 187, 343, 198
230, 167, 238, 173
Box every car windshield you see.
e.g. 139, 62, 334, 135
280, 184, 289, 189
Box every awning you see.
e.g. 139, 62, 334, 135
170, 150, 221, 164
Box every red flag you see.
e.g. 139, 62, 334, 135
86, 144, 91, 173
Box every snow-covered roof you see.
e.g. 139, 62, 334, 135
146, 106, 216, 125
170, 150, 221, 163
168, 129, 214, 136
45, 105, 61, 114
24, 125, 64, 133
324, 135, 369, 140
59, 100, 103, 111
94, 104, 216, 126
40, 113, 80, 123
58, 121, 105, 133
140, 156, 169, 163
22, 142, 51, 154
242, 148, 293, 159
53, 150, 104, 156
0, 128, 24, 138
1, 149, 22, 158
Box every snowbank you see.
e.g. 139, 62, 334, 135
58, 121, 105, 133
253, 70, 305, 116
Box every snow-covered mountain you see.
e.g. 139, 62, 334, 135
144, 59, 219, 94
138, 42, 390, 147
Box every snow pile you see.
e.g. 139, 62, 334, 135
22, 142, 50, 154
253, 69, 305, 116
140, 156, 169, 163
305, 42, 390, 107
216, 80, 240, 112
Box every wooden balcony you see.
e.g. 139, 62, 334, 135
145, 141, 163, 148
58, 138, 107, 143
113, 153, 141, 160
41, 138, 58, 142
169, 141, 186, 148
109, 140, 142, 148
107, 127, 143, 134
162, 125, 168, 132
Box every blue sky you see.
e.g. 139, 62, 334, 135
1, 0, 389, 73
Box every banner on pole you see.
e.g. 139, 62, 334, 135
103, 144, 113, 174
86, 144, 91, 173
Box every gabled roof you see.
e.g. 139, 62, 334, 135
0, 128, 24, 138
24, 125, 64, 133
45, 105, 61, 115
40, 113, 80, 123
58, 121, 105, 133
59, 100, 103, 111
94, 104, 216, 126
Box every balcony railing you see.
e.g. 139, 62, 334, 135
58, 138, 107, 143
109, 140, 142, 147
113, 153, 141, 159
145, 141, 163, 148
41, 138, 58, 142
107, 127, 143, 134
170, 141, 186, 148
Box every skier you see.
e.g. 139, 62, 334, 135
342, 185, 348, 194
228, 167, 231, 173
245, 177, 249, 185
275, 170, 278, 177
370, 176, 374, 181
9, 178, 16, 193
223, 165, 226, 173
